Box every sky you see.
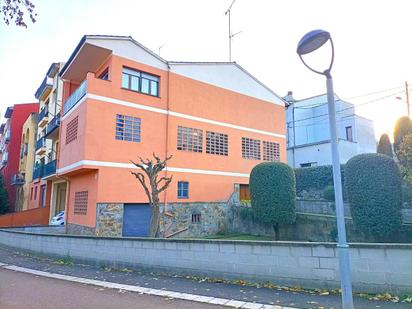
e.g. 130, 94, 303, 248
1, 0, 412, 140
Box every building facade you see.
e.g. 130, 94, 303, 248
28, 63, 65, 218
285, 92, 376, 167
0, 103, 38, 212
57, 35, 286, 235
15, 113, 38, 211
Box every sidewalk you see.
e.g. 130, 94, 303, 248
0, 245, 410, 309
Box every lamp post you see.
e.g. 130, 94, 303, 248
297, 30, 354, 309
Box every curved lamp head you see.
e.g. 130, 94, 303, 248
297, 29, 334, 76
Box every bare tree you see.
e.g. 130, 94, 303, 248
131, 154, 172, 237
1, 0, 37, 27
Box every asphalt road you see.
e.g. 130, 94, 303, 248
0, 268, 225, 309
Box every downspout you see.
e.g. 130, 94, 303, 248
163, 64, 171, 217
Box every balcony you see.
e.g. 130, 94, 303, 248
35, 138, 47, 155
35, 76, 53, 101
44, 113, 60, 139
4, 131, 10, 144
63, 79, 87, 115
43, 160, 57, 178
38, 105, 49, 127
11, 174, 25, 186
32, 165, 44, 180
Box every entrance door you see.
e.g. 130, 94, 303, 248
122, 204, 151, 237
54, 182, 67, 215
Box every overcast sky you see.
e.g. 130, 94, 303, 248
1, 0, 411, 138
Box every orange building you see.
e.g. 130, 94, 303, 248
58, 35, 286, 236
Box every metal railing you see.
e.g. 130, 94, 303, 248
32, 165, 44, 180
63, 79, 87, 115
46, 112, 61, 136
11, 174, 25, 186
43, 160, 57, 178
37, 105, 49, 122
35, 138, 46, 150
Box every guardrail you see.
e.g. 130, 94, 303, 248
63, 79, 87, 115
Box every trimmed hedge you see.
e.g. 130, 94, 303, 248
295, 165, 345, 192
377, 133, 393, 158
0, 175, 9, 214
250, 162, 296, 226
345, 153, 402, 238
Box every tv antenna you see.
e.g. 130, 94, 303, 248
225, 0, 242, 62
158, 43, 166, 57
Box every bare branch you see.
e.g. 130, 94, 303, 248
131, 171, 152, 205
158, 175, 173, 193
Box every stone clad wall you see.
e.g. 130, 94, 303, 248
96, 203, 123, 237
0, 228, 411, 294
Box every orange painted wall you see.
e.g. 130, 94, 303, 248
58, 53, 286, 225
0, 206, 50, 227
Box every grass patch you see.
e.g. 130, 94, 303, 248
54, 255, 74, 266
203, 233, 274, 241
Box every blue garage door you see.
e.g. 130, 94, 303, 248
122, 204, 151, 237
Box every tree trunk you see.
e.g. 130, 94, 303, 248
148, 196, 161, 237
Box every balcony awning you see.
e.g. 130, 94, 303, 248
60, 38, 112, 83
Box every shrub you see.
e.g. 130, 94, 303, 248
250, 162, 296, 239
394, 116, 412, 156
345, 153, 402, 239
295, 165, 345, 192
0, 175, 9, 214
377, 133, 393, 158
323, 185, 335, 202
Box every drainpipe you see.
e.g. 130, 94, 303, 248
163, 64, 171, 217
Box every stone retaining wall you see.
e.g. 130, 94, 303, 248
0, 228, 411, 294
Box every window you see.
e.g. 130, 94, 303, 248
40, 185, 46, 208
121, 67, 159, 96
115, 114, 141, 142
206, 131, 228, 156
192, 213, 201, 223
30, 187, 33, 200
242, 137, 261, 160
34, 186, 38, 200
65, 116, 78, 145
300, 162, 317, 168
74, 191, 88, 215
177, 126, 203, 153
346, 126, 353, 142
177, 181, 189, 199
98, 68, 109, 80
263, 141, 280, 161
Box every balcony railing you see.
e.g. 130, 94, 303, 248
11, 174, 25, 186
35, 137, 46, 150
5, 131, 10, 144
45, 113, 61, 137
37, 105, 49, 122
63, 79, 87, 115
43, 160, 57, 178
33, 165, 44, 180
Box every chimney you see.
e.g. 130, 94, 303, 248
283, 91, 296, 104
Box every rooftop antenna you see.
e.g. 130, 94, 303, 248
158, 43, 166, 57
225, 0, 241, 62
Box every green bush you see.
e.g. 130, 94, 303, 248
323, 185, 335, 201
377, 133, 393, 158
402, 184, 412, 208
345, 153, 402, 239
250, 162, 296, 239
0, 175, 9, 214
295, 165, 345, 192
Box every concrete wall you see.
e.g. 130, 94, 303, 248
0, 228, 411, 294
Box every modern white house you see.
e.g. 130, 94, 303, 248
284, 92, 376, 168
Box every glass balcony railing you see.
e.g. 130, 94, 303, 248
43, 160, 57, 178
63, 79, 87, 115
35, 137, 46, 150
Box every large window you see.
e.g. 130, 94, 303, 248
242, 137, 261, 160
122, 67, 159, 96
346, 126, 353, 142
263, 141, 280, 161
177, 181, 189, 199
115, 114, 141, 142
206, 131, 228, 156
177, 126, 203, 153
40, 185, 46, 208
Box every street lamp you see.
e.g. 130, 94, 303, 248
297, 30, 354, 309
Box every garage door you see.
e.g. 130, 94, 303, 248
122, 204, 151, 237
